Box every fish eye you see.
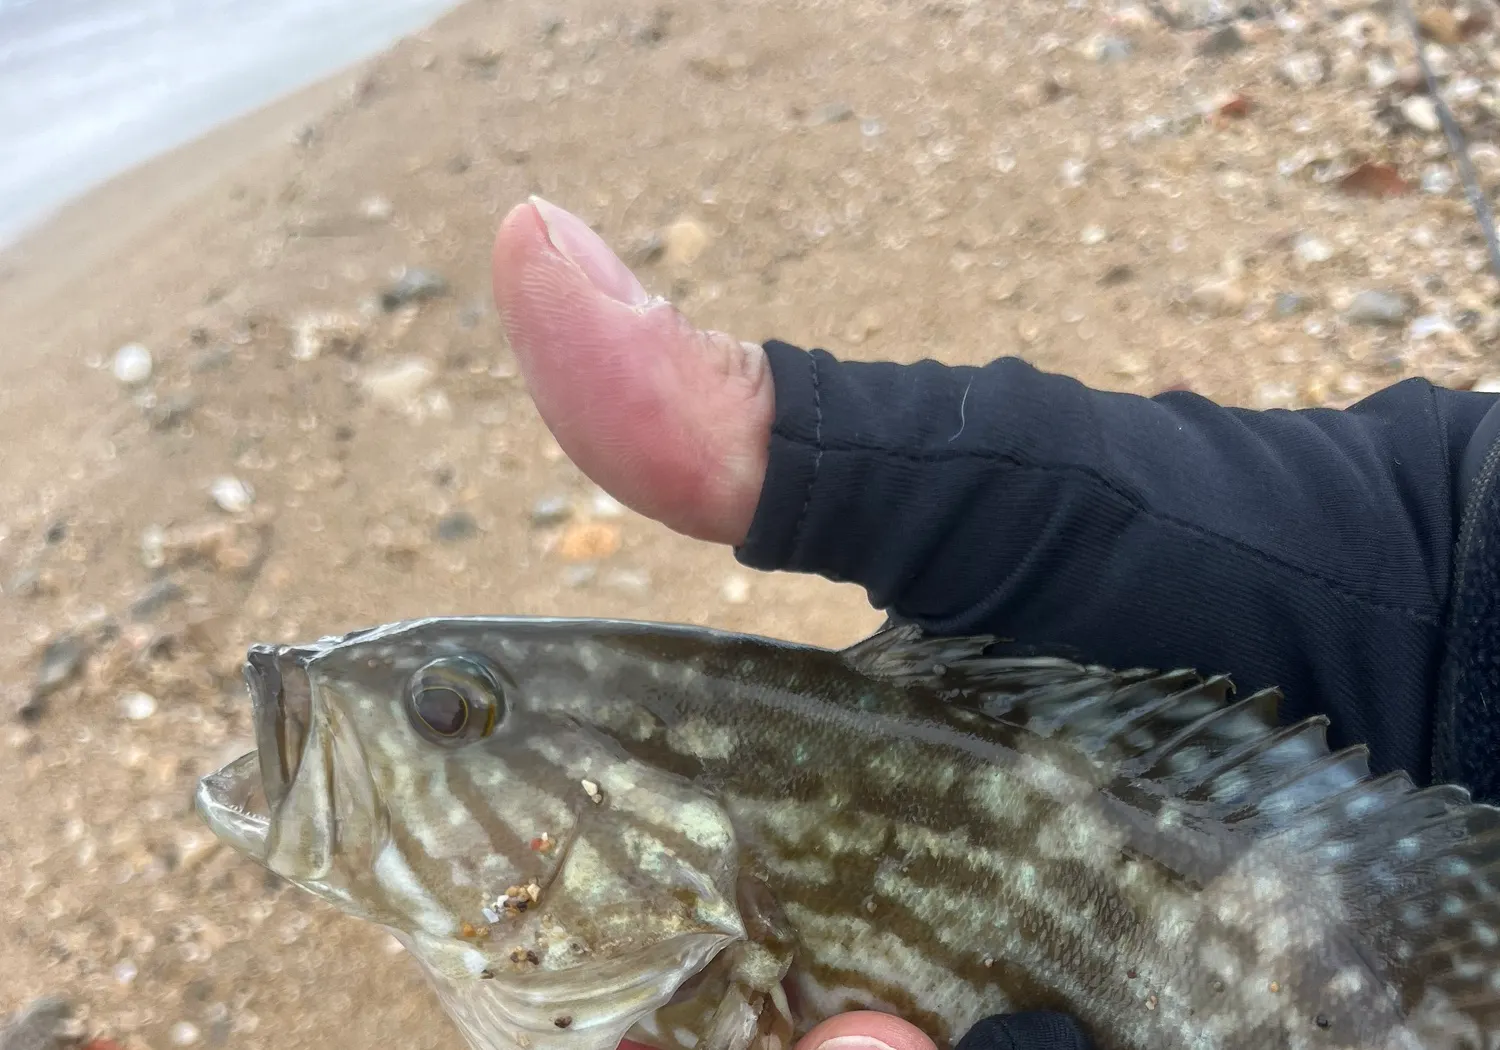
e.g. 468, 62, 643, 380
406, 655, 506, 746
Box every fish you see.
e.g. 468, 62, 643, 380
194, 615, 1500, 1050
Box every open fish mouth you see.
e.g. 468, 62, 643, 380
194, 644, 318, 866
195, 750, 273, 860
246, 643, 314, 811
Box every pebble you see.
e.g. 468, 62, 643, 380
434, 511, 478, 542
662, 218, 711, 265
363, 359, 437, 412
179, 524, 266, 579
170, 1022, 201, 1047
360, 195, 394, 221
1367, 56, 1400, 89
112, 343, 153, 385
291, 311, 363, 362
0, 998, 85, 1050
602, 568, 651, 595
147, 393, 196, 431
1197, 25, 1245, 56
194, 344, 233, 372
6, 566, 43, 599
555, 521, 621, 562
1402, 95, 1441, 133
458, 302, 489, 329
174, 830, 220, 872
845, 308, 884, 344
209, 476, 254, 514
1112, 353, 1148, 380
1189, 277, 1247, 316
119, 691, 158, 721
381, 267, 450, 311
1279, 52, 1326, 88
810, 101, 854, 125
129, 578, 185, 620
687, 48, 751, 80
530, 495, 574, 527
112, 960, 138, 985
562, 565, 597, 588
589, 489, 626, 519
1084, 35, 1132, 62
721, 575, 751, 605
1254, 380, 1298, 409
1346, 290, 1410, 326
632, 6, 671, 45
1410, 313, 1456, 339
1418, 7, 1463, 45
1274, 292, 1309, 316
1293, 234, 1334, 266
626, 233, 665, 266
29, 633, 90, 707
1422, 165, 1455, 194
1080, 225, 1107, 246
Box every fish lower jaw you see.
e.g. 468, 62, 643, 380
409, 927, 738, 1040
195, 750, 272, 862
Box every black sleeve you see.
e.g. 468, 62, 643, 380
955, 1013, 1095, 1050
734, 339, 1499, 784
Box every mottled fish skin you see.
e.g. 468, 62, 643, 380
195, 617, 1500, 1050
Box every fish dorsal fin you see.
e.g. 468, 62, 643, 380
840, 624, 1007, 682
841, 625, 1500, 1039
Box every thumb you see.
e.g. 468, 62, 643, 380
491, 197, 775, 547
794, 1012, 939, 1050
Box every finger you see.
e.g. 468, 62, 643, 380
491, 197, 775, 546
794, 1011, 939, 1050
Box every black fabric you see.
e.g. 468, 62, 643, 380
737, 339, 1500, 792
953, 1013, 1095, 1050
1431, 400, 1500, 798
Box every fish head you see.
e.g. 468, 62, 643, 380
196, 617, 750, 1050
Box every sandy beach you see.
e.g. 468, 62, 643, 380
2, 0, 1498, 1045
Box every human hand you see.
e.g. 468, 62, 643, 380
614, 1007, 1094, 1050
615, 1011, 939, 1050
490, 196, 774, 547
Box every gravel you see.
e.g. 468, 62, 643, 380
111, 344, 153, 385
1345, 289, 1411, 326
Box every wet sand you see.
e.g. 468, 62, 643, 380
0, 72, 352, 308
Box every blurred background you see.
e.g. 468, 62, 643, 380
0, 0, 1495, 1047
0, 0, 458, 246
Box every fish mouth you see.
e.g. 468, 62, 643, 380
195, 750, 273, 860
194, 644, 320, 868
246, 643, 314, 812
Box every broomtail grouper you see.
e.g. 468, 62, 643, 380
195, 616, 1500, 1050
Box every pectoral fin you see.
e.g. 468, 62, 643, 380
701, 875, 797, 1050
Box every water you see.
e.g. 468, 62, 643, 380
0, 0, 461, 247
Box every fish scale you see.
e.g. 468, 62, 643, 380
196, 617, 1500, 1050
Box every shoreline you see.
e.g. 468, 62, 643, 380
0, 4, 458, 315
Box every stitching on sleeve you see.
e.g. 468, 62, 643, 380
788, 351, 824, 554
776, 436, 1440, 625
